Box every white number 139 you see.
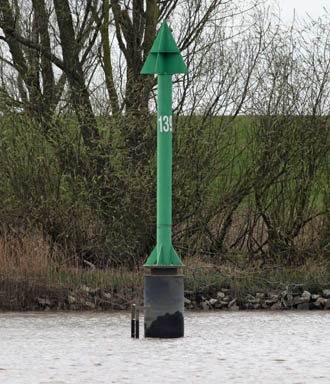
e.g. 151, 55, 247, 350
159, 115, 172, 133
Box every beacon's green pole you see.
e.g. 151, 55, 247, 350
157, 74, 173, 263
141, 20, 187, 268
141, 20, 188, 338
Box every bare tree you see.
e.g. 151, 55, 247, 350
247, 13, 330, 263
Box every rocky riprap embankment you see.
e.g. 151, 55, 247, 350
9, 283, 330, 312
184, 285, 330, 311
35, 285, 130, 311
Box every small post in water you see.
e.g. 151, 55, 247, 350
136, 308, 140, 339
131, 304, 136, 338
131, 304, 140, 339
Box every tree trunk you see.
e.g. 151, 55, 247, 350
54, 0, 100, 151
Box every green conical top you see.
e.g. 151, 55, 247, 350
141, 21, 188, 75
150, 21, 180, 53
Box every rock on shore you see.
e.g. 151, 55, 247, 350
184, 285, 330, 311
34, 285, 132, 311
2, 280, 330, 312
0, 280, 134, 311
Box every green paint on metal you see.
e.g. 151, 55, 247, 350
141, 21, 188, 75
150, 23, 180, 53
145, 244, 183, 267
141, 22, 187, 267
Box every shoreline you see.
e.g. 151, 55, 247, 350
2, 277, 330, 312
2, 255, 330, 312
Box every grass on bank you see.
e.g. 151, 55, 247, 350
1, 231, 330, 310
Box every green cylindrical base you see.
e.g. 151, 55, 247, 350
144, 269, 184, 338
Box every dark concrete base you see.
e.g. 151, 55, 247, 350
144, 271, 184, 338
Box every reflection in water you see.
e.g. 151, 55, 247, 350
1, 311, 330, 383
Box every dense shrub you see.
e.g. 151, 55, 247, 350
0, 111, 330, 268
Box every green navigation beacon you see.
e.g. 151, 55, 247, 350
141, 20, 187, 267
141, 21, 188, 338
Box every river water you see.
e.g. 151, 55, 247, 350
1, 311, 330, 384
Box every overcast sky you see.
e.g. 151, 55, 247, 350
274, 0, 329, 21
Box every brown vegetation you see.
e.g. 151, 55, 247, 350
1, 228, 330, 311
